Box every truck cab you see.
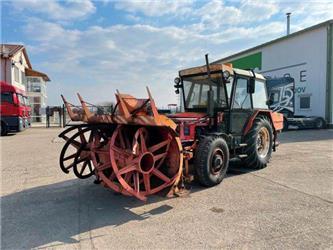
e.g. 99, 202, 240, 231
1, 81, 31, 135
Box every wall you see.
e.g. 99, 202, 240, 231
10, 50, 29, 91
261, 27, 327, 120
217, 26, 329, 122
0, 58, 12, 83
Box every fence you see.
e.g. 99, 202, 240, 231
43, 104, 178, 128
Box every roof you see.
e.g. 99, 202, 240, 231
25, 68, 51, 81
0, 44, 32, 69
215, 19, 333, 63
178, 63, 265, 80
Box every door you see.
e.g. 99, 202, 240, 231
229, 77, 253, 135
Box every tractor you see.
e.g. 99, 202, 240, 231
58, 55, 283, 201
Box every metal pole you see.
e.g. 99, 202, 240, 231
62, 104, 66, 127
59, 106, 62, 128
286, 13, 291, 35
46, 106, 50, 128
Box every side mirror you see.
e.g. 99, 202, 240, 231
247, 78, 255, 93
174, 77, 182, 94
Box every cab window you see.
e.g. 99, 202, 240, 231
1, 92, 13, 104
232, 77, 251, 109
17, 94, 24, 105
183, 75, 228, 109
252, 80, 268, 109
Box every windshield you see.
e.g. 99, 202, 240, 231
17, 94, 24, 105
182, 74, 228, 110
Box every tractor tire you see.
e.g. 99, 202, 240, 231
242, 116, 273, 169
194, 136, 229, 187
1, 122, 8, 136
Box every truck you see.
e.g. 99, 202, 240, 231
0, 81, 31, 136
266, 77, 326, 130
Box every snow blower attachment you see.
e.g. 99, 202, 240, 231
59, 88, 183, 201
58, 60, 283, 202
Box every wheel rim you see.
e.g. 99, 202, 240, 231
210, 148, 224, 175
316, 119, 323, 128
256, 127, 270, 158
59, 127, 94, 174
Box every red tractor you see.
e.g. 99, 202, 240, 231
171, 55, 283, 186
58, 56, 283, 201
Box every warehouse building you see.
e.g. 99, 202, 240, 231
215, 19, 333, 127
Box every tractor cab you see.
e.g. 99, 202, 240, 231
174, 63, 268, 114
173, 63, 270, 136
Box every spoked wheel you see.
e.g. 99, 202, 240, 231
73, 145, 95, 179
59, 127, 94, 174
90, 127, 125, 193
108, 125, 182, 201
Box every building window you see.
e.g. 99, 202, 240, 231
14, 65, 20, 83
33, 96, 41, 104
21, 71, 26, 85
300, 96, 310, 109
27, 77, 45, 93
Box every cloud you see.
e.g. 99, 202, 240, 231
12, 0, 96, 21
114, 0, 194, 17
23, 15, 288, 106
8, 0, 333, 107
195, 0, 279, 30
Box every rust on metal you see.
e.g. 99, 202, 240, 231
59, 89, 183, 201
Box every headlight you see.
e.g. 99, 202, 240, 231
223, 70, 231, 79
174, 77, 181, 85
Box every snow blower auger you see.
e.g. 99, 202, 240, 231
59, 88, 183, 201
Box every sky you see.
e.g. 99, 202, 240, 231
1, 0, 333, 107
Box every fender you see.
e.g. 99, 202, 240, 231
243, 110, 284, 135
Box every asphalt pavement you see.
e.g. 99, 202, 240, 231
1, 128, 332, 249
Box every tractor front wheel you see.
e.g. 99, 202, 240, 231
194, 136, 229, 187
242, 117, 273, 169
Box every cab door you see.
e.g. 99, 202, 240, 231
229, 76, 253, 135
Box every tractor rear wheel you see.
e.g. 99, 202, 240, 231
194, 136, 229, 187
242, 116, 273, 169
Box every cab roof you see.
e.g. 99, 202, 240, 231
0, 81, 25, 95
179, 63, 265, 81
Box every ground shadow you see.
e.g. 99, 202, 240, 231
278, 129, 333, 144
1, 178, 174, 249
0, 161, 262, 249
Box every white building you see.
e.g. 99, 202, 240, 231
0, 44, 31, 91
215, 20, 333, 127
0, 44, 50, 123
25, 68, 50, 122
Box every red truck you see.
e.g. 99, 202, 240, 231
0, 81, 31, 136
